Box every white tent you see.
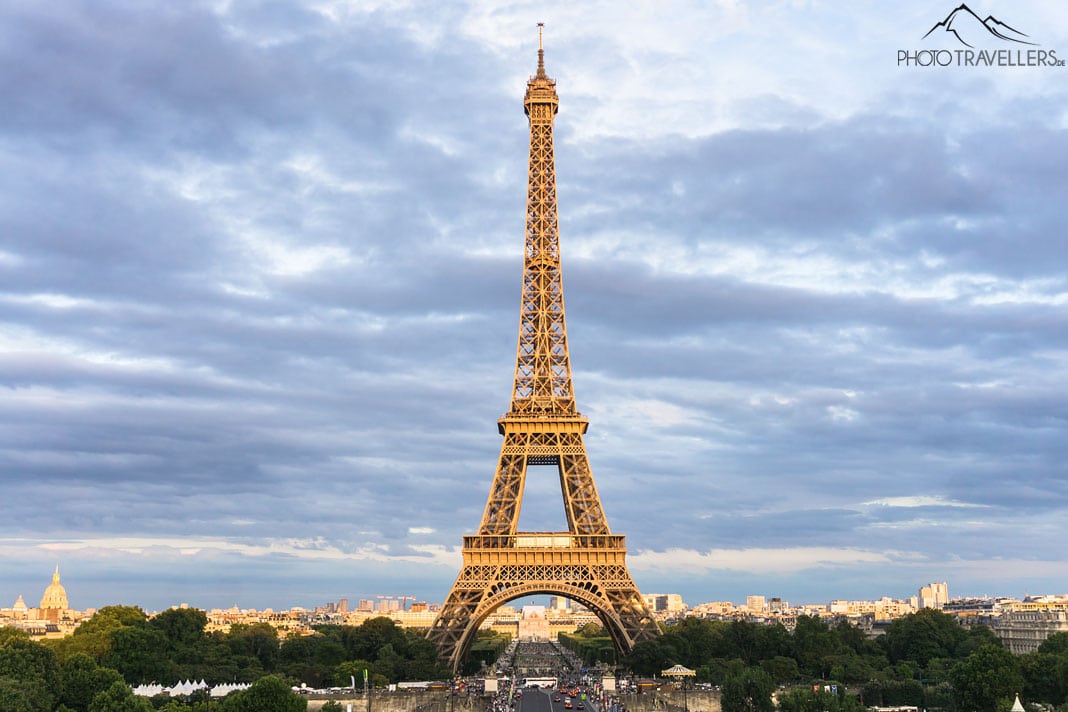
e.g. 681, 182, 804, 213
132, 684, 164, 697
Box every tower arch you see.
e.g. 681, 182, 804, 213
438, 578, 655, 672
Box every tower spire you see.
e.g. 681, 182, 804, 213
537, 22, 545, 77
518, 23, 566, 416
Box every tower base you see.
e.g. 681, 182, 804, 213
427, 533, 660, 671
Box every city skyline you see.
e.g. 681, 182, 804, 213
2, 2, 1067, 612
0, 564, 1027, 615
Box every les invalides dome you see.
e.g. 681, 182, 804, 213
39, 565, 69, 613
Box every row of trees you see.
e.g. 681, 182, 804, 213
43, 605, 451, 688
563, 610, 1068, 712
1, 606, 453, 711
7, 604, 1068, 712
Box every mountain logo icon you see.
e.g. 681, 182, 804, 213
922, 4, 1038, 48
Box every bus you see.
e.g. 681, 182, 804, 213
523, 678, 558, 689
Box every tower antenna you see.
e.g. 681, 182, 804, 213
537, 22, 545, 75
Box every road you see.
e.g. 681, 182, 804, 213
518, 687, 600, 712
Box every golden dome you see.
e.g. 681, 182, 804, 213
40, 565, 69, 610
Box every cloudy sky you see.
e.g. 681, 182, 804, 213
2, 0, 1067, 613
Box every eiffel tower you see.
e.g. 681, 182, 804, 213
427, 27, 660, 672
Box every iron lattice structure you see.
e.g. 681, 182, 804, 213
427, 32, 660, 672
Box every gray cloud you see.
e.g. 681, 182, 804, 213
1, 0, 1066, 610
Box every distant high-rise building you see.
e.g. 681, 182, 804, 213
918, 582, 949, 609
746, 595, 767, 613
666, 594, 686, 612
642, 594, 686, 614
337, 598, 349, 614
357, 599, 374, 612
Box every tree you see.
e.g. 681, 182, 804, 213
879, 609, 966, 667
0, 628, 31, 647
726, 621, 764, 666
464, 630, 511, 675
828, 652, 878, 684
924, 682, 955, 711
348, 618, 405, 661
1039, 633, 1068, 656
956, 625, 1002, 658
149, 608, 208, 649
334, 659, 376, 687
862, 679, 924, 707
778, 687, 864, 712
834, 621, 879, 656
50, 606, 150, 664
156, 696, 215, 712
78, 607, 150, 637
1020, 651, 1068, 706
88, 680, 154, 712
923, 657, 954, 684
721, 665, 775, 712
175, 632, 242, 684
663, 618, 719, 667
399, 634, 447, 681
103, 625, 172, 683
576, 622, 605, 637
57, 653, 125, 712
0, 638, 59, 712
220, 674, 306, 712
895, 660, 920, 681
226, 623, 280, 673
623, 638, 677, 676
758, 623, 794, 662
950, 644, 1023, 712
0, 638, 59, 686
760, 656, 799, 684
0, 677, 40, 712
276, 631, 350, 686
698, 658, 744, 686
793, 616, 839, 678
777, 688, 817, 712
